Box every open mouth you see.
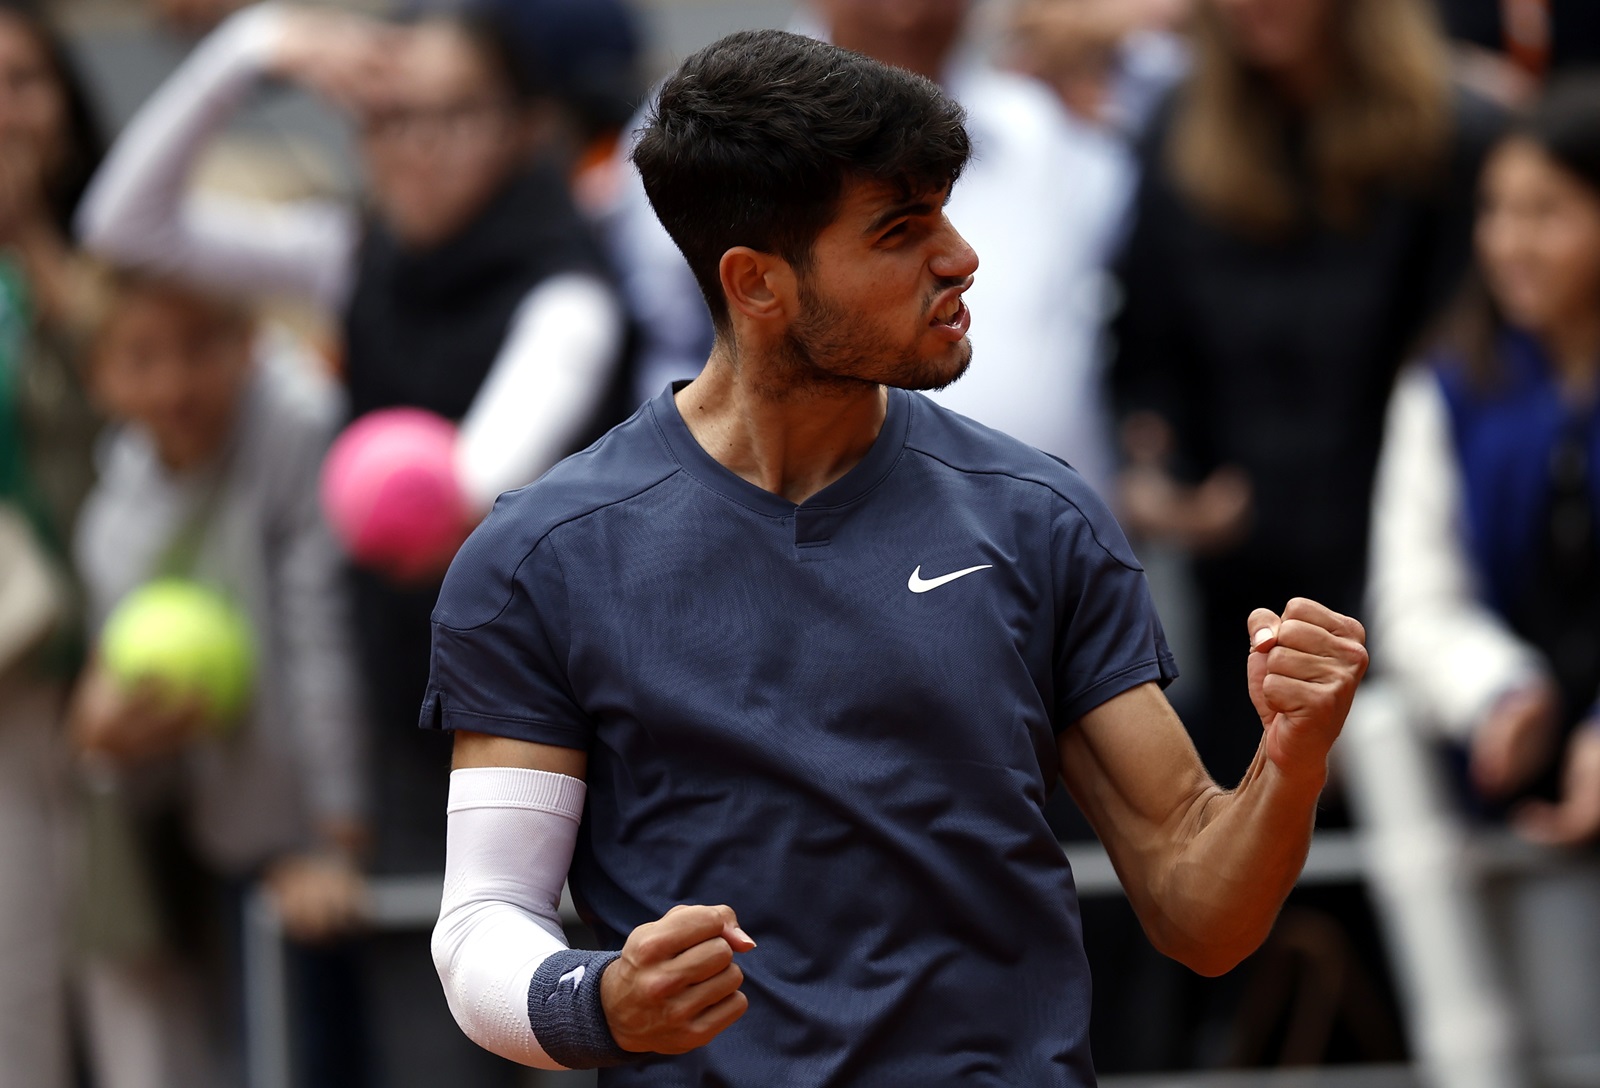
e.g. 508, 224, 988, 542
928, 287, 971, 340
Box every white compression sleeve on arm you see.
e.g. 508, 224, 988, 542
432, 767, 587, 1068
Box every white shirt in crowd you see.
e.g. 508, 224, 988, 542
1368, 365, 1546, 737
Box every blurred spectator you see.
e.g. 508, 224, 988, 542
67, 273, 367, 1088
0, 2, 104, 1086
610, 0, 1136, 496
1111, 0, 1501, 786
471, 0, 644, 211
1436, 0, 1600, 106
1009, 0, 1192, 130
472, 0, 640, 133
74, 5, 628, 1084
1367, 71, 1600, 1074
148, 0, 249, 38
404, 0, 646, 214
1107, 0, 1500, 1068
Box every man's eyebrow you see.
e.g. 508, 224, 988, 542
864, 199, 938, 235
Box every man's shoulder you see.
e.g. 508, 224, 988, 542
903, 393, 1140, 567
494, 401, 676, 533
904, 393, 1096, 500
444, 404, 677, 586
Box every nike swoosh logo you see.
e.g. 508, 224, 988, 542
908, 564, 993, 593
558, 965, 586, 994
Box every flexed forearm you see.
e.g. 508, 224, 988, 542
1157, 599, 1365, 972
1065, 598, 1366, 977
1150, 743, 1325, 975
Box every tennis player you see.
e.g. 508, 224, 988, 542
423, 28, 1368, 1086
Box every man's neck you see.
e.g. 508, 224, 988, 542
674, 346, 889, 505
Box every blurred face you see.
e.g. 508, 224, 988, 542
0, 13, 69, 194
1207, 0, 1335, 74
1477, 138, 1600, 338
818, 0, 969, 80
772, 179, 979, 393
359, 24, 532, 249
93, 287, 254, 472
147, 0, 245, 37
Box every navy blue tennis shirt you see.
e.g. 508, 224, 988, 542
422, 383, 1178, 1086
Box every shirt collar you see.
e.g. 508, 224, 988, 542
649, 381, 911, 518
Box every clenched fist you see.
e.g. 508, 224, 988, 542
602, 904, 755, 1055
1246, 597, 1369, 781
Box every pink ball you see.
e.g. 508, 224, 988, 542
321, 408, 468, 581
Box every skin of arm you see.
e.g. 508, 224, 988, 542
1061, 596, 1368, 977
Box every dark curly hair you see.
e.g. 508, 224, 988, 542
631, 29, 970, 332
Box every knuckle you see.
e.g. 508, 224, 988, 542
675, 904, 712, 929
643, 972, 676, 1003
658, 991, 692, 1024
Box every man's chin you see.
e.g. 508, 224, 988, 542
887, 342, 973, 393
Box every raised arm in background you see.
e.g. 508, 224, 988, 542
77, 3, 627, 503
74, 3, 361, 310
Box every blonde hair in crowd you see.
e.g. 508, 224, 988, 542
1169, 0, 1453, 237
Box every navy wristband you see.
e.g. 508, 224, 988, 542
527, 949, 634, 1068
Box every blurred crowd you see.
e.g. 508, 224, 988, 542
0, 0, 1597, 1085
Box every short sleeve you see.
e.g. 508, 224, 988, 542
1052, 489, 1179, 727
421, 518, 593, 750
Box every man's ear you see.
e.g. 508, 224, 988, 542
718, 246, 797, 325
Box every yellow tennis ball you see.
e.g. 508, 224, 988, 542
101, 578, 255, 726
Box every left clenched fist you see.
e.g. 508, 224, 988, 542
1246, 598, 1369, 779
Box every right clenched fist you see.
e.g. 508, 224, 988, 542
601, 903, 756, 1055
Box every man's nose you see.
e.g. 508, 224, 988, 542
930, 221, 979, 281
